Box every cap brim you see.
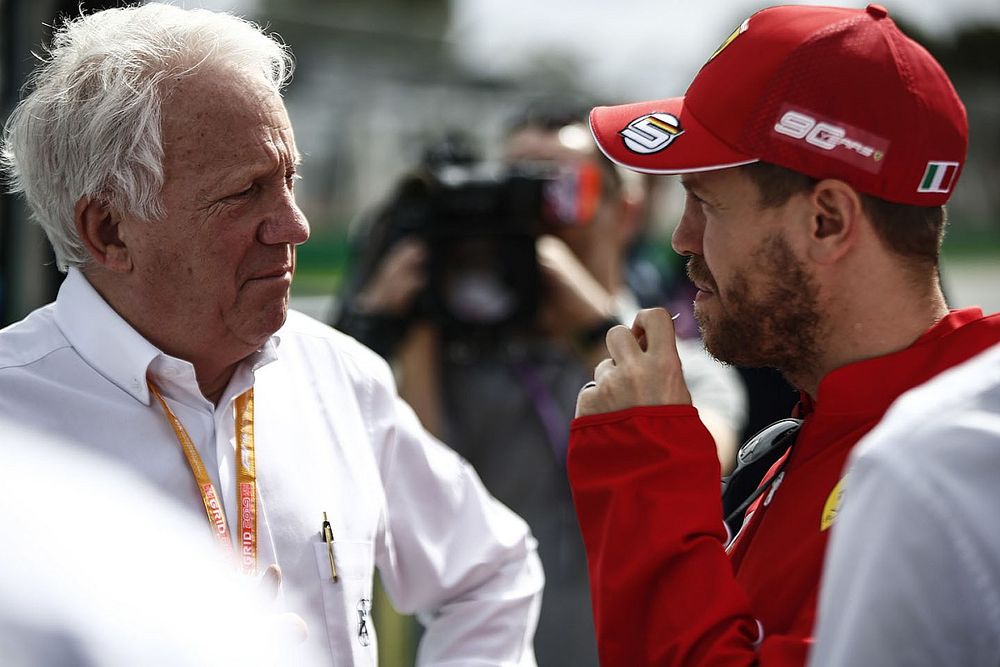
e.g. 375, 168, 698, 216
590, 97, 756, 174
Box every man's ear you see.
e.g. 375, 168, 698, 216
804, 179, 865, 265
74, 197, 132, 272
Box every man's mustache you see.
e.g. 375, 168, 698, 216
686, 256, 718, 293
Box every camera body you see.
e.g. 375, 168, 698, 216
382, 162, 553, 341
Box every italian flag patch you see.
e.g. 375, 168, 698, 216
918, 161, 959, 194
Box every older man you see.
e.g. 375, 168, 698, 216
0, 5, 541, 665
567, 4, 1000, 666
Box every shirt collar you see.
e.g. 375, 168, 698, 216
54, 268, 281, 406
55, 269, 163, 404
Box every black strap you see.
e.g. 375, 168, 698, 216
721, 418, 802, 537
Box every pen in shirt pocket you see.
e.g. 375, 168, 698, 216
321, 512, 338, 583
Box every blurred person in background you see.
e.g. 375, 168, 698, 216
810, 341, 1000, 667
0, 4, 542, 665
568, 4, 1000, 665
335, 101, 746, 666
1, 420, 320, 666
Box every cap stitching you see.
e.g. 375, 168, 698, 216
738, 14, 864, 158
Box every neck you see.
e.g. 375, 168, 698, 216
84, 268, 244, 406
792, 268, 949, 398
196, 363, 239, 405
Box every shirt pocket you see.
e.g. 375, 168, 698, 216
312, 540, 377, 666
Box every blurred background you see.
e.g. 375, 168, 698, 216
1, 1, 998, 665
2, 0, 998, 327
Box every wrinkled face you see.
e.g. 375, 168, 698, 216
119, 68, 309, 364
673, 167, 822, 379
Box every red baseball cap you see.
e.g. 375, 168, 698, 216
590, 4, 968, 206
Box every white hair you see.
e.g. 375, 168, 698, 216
0, 3, 293, 271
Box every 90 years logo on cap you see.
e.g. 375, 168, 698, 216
620, 113, 684, 154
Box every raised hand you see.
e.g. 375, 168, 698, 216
576, 308, 692, 417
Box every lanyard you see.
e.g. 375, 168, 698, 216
149, 382, 257, 575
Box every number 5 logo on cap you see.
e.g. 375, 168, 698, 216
620, 113, 684, 154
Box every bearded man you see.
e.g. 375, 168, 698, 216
568, 4, 1000, 666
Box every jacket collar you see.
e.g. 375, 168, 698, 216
808, 307, 995, 418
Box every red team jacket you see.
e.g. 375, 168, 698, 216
567, 308, 1000, 666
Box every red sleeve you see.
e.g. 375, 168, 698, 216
567, 406, 811, 666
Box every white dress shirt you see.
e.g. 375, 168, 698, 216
811, 342, 1000, 667
0, 269, 543, 666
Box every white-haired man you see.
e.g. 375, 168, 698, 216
0, 5, 542, 665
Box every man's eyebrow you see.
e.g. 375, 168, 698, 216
680, 175, 703, 192
203, 147, 300, 197
202, 161, 265, 192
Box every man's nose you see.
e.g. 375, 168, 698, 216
671, 196, 705, 257
258, 194, 310, 246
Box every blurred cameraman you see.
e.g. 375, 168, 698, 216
334, 103, 746, 666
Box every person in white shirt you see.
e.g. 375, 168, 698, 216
810, 342, 1000, 667
0, 4, 542, 666
1, 420, 320, 666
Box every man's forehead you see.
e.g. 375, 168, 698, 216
680, 166, 745, 193
163, 67, 286, 129
160, 70, 297, 180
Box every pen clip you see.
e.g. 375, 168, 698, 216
322, 511, 338, 583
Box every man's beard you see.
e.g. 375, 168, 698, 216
686, 232, 823, 382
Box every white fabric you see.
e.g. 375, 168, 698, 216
0, 268, 543, 666
0, 420, 322, 666
810, 342, 1000, 667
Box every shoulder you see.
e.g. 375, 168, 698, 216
0, 304, 69, 372
852, 343, 1000, 490
276, 309, 395, 389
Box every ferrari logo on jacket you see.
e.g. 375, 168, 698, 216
820, 477, 846, 531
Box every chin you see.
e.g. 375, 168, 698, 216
238, 301, 289, 349
260, 303, 290, 336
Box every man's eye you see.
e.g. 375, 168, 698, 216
691, 191, 717, 209
229, 184, 257, 200
285, 171, 300, 188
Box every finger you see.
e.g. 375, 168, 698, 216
258, 563, 282, 600
605, 323, 641, 363
631, 308, 677, 354
395, 237, 428, 257
575, 382, 598, 418
634, 327, 648, 352
274, 612, 309, 644
535, 234, 574, 264
593, 357, 616, 385
397, 241, 428, 270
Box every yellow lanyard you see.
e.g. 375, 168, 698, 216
149, 382, 257, 575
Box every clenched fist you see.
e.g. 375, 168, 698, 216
576, 308, 693, 417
